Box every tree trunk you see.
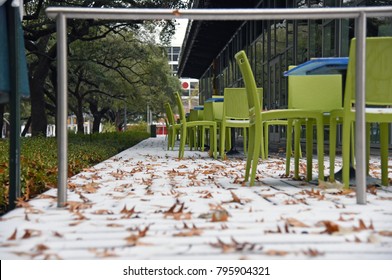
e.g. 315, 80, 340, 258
92, 115, 102, 133
89, 99, 109, 133
30, 36, 52, 137
76, 100, 84, 134
30, 79, 48, 136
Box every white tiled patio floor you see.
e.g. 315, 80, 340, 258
0, 136, 391, 260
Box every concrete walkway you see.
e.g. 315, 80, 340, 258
0, 136, 391, 259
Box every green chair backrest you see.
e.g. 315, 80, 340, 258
288, 74, 342, 111
223, 88, 263, 119
189, 109, 199, 122
234, 51, 262, 124
174, 92, 187, 123
204, 101, 223, 121
164, 103, 176, 125
345, 37, 392, 108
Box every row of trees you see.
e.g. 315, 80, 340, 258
1, 0, 185, 137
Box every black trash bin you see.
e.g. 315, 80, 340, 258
150, 124, 156, 137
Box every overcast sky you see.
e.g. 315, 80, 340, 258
171, 19, 188, 46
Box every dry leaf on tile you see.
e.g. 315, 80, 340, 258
92, 209, 113, 215
209, 237, 262, 253
285, 217, 309, 228
7, 229, 17, 240
22, 229, 42, 239
264, 249, 289, 256
302, 248, 325, 257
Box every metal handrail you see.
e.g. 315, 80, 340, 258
45, 6, 392, 207
46, 7, 392, 20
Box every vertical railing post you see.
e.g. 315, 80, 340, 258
57, 13, 68, 207
355, 12, 367, 205
7, 2, 21, 210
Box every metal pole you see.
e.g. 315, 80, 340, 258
355, 12, 367, 205
7, 2, 21, 210
57, 13, 68, 207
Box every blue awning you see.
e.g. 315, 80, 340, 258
0, 4, 30, 104
284, 57, 349, 76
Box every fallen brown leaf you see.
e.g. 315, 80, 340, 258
42, 253, 62, 260
89, 248, 118, 258
379, 231, 392, 237
377, 196, 392, 201
92, 209, 113, 215
231, 191, 242, 203
75, 191, 91, 203
82, 182, 100, 193
211, 210, 229, 222
73, 211, 88, 220
22, 229, 42, 239
209, 237, 262, 253
7, 229, 17, 240
110, 170, 127, 180
35, 244, 49, 252
299, 189, 325, 200
53, 231, 63, 238
354, 219, 374, 231
285, 217, 309, 228
173, 228, 203, 237
265, 249, 289, 256
107, 223, 124, 228
338, 214, 354, 222
164, 202, 192, 220
37, 194, 57, 200
367, 185, 378, 195
302, 248, 325, 257
66, 201, 94, 212
221, 224, 229, 230
124, 225, 150, 245
120, 205, 136, 218
320, 221, 340, 234
265, 226, 282, 234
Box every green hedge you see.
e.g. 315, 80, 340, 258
0, 129, 149, 214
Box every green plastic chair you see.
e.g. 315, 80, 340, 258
188, 109, 201, 150
174, 92, 218, 159
220, 88, 263, 158
164, 102, 181, 150
329, 37, 392, 188
203, 98, 223, 156
235, 50, 328, 186
287, 71, 343, 180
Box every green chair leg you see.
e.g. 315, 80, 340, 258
380, 122, 389, 186
342, 117, 351, 188
285, 120, 293, 177
315, 116, 324, 182
305, 119, 313, 181
329, 116, 338, 182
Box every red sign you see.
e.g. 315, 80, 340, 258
181, 81, 189, 89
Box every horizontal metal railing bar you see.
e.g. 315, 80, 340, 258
46, 7, 392, 20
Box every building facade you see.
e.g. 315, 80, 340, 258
178, 0, 392, 144
167, 30, 200, 113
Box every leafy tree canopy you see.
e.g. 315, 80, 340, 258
21, 0, 186, 136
